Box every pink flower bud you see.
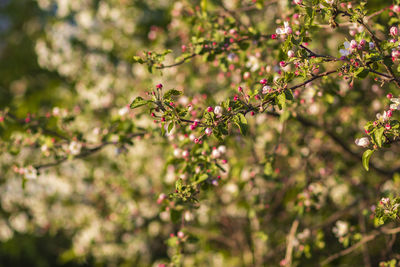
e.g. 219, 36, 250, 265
238, 86, 243, 92
386, 123, 392, 130
156, 83, 163, 89
287, 50, 295, 58
387, 93, 393, 99
205, 127, 212, 136
350, 40, 358, 49
391, 26, 398, 37
294, 0, 302, 5
271, 34, 277, 39
207, 106, 213, 112
260, 79, 267, 85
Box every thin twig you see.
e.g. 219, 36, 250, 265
321, 227, 400, 266
284, 219, 299, 267
34, 132, 146, 171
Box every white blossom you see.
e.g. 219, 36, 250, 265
262, 85, 272, 94
69, 141, 82, 155
24, 166, 38, 180
212, 149, 221, 158
355, 137, 370, 148
214, 106, 223, 117
390, 98, 400, 110
218, 145, 226, 154
276, 22, 292, 35
376, 110, 389, 122
339, 41, 352, 57
333, 220, 349, 237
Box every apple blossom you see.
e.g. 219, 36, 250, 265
24, 166, 38, 180
390, 98, 400, 110
355, 137, 370, 148
276, 22, 292, 35
339, 41, 352, 56
214, 105, 222, 117
390, 26, 398, 37
376, 111, 389, 122
68, 141, 82, 155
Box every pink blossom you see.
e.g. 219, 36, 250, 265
390, 26, 398, 37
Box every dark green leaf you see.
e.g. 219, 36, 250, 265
130, 97, 149, 109
164, 89, 182, 99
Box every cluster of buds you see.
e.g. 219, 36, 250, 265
189, 120, 199, 130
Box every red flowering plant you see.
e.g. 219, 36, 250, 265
2, 0, 400, 266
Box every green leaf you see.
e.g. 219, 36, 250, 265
130, 97, 149, 109
132, 56, 144, 64
164, 89, 182, 99
362, 149, 374, 171
197, 174, 208, 183
162, 49, 172, 56
235, 113, 248, 135
284, 89, 294, 101
354, 67, 369, 78
276, 93, 286, 109
167, 122, 174, 133
374, 127, 385, 147
161, 122, 166, 136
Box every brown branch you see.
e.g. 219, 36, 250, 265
300, 45, 339, 62
289, 70, 337, 91
156, 53, 197, 69
34, 132, 146, 171
284, 219, 299, 267
5, 113, 70, 141
265, 111, 400, 177
338, 10, 400, 88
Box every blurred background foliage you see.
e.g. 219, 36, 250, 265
1, 0, 400, 266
